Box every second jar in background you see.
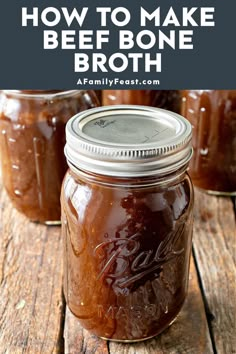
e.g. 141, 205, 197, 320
102, 90, 181, 113
181, 90, 236, 195
0, 90, 99, 224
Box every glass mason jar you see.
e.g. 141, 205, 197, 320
94, 90, 102, 105
61, 106, 194, 342
102, 90, 181, 113
0, 90, 99, 224
181, 90, 236, 195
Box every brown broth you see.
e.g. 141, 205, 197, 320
61, 171, 193, 341
0, 90, 99, 223
181, 90, 236, 194
102, 90, 181, 113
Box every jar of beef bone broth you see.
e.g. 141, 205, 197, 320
102, 90, 181, 113
181, 90, 236, 195
0, 90, 99, 224
61, 106, 194, 341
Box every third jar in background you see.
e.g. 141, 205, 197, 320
181, 90, 236, 195
102, 90, 181, 113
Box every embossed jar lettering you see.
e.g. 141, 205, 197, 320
94, 223, 185, 290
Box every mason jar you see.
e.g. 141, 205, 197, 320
0, 90, 99, 224
102, 90, 181, 113
181, 90, 236, 195
61, 106, 194, 342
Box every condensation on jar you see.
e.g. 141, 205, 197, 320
181, 90, 236, 195
102, 90, 181, 113
61, 106, 194, 342
0, 90, 99, 224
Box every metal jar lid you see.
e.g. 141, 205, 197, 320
65, 105, 192, 177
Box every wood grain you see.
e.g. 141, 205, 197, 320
64, 307, 109, 354
193, 189, 236, 354
0, 185, 64, 353
64, 258, 213, 354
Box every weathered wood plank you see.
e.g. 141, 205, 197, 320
64, 308, 109, 354
0, 185, 64, 353
193, 189, 236, 354
64, 258, 213, 354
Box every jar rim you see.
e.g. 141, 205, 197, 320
2, 90, 82, 99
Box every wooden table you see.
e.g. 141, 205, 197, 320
0, 185, 235, 354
